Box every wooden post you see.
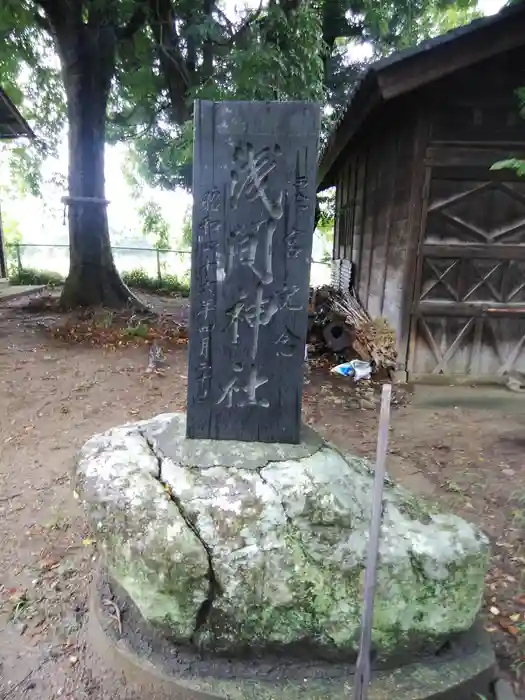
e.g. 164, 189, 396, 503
186, 101, 321, 443
0, 200, 7, 279
156, 248, 162, 283
354, 383, 392, 700
15, 242, 22, 280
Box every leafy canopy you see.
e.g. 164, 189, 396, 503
1, 0, 481, 197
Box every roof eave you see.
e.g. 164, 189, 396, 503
376, 11, 525, 102
0, 88, 35, 140
317, 70, 382, 190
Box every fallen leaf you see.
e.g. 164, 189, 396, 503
39, 558, 60, 572
499, 619, 521, 638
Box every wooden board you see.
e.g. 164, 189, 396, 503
186, 101, 320, 443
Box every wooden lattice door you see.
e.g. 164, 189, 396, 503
409, 151, 525, 379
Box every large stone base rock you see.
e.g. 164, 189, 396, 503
86, 566, 496, 700
76, 413, 490, 662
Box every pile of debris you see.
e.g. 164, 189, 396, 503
307, 285, 398, 380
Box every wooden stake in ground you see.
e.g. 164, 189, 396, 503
354, 383, 392, 700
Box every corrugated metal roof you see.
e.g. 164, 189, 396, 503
0, 87, 35, 140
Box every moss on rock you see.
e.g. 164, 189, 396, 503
76, 413, 490, 661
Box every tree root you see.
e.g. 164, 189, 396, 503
60, 262, 150, 311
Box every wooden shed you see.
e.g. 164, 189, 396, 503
318, 3, 525, 382
0, 86, 35, 281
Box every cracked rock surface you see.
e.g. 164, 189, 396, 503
76, 412, 490, 660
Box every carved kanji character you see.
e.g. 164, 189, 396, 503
226, 219, 275, 285
201, 188, 221, 214
196, 362, 212, 400
230, 142, 284, 219
197, 298, 215, 322
216, 366, 269, 408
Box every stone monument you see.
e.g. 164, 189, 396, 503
75, 101, 496, 700
186, 101, 319, 443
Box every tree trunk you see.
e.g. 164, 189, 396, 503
57, 23, 143, 309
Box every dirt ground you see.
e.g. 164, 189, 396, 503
1, 292, 525, 699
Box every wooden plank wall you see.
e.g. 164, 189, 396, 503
332, 102, 420, 337
425, 45, 525, 146
331, 44, 525, 377
407, 45, 525, 379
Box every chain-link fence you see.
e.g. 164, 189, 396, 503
5, 242, 332, 287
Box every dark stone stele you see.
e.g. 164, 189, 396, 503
186, 100, 321, 444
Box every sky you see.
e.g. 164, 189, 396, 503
478, 0, 507, 11
0, 0, 509, 256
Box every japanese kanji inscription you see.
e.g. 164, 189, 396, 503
186, 100, 321, 443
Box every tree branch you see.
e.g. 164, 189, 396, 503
208, 0, 264, 51
279, 0, 301, 14
33, 11, 51, 32
34, 0, 84, 46
117, 0, 149, 40
228, 0, 264, 46
212, 4, 235, 36
201, 0, 213, 82
34, 0, 74, 27
147, 0, 193, 125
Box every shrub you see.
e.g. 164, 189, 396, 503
121, 268, 158, 292
9, 267, 65, 287
159, 273, 190, 297
7, 266, 190, 298
121, 268, 190, 297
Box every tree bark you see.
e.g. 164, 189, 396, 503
53, 20, 143, 309
148, 0, 193, 126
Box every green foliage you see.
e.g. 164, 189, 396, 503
0, 212, 23, 246
316, 189, 335, 253
127, 1, 327, 190
317, 189, 335, 230
122, 323, 151, 338
197, 3, 325, 103
181, 206, 192, 250
6, 264, 190, 297
137, 200, 170, 250
121, 268, 190, 297
491, 158, 525, 177
8, 266, 65, 287
361, 0, 481, 51
129, 121, 194, 191
491, 86, 525, 177
0, 0, 66, 196
128, 0, 480, 188
1, 0, 482, 198
120, 268, 157, 289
